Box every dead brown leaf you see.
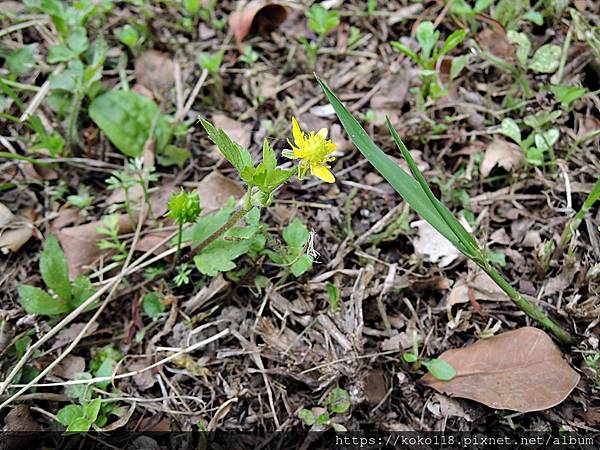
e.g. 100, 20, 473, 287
128, 357, 156, 391
0, 203, 34, 254
480, 138, 522, 178
421, 327, 580, 412
135, 50, 175, 98
447, 269, 509, 312
51, 355, 85, 379
229, 0, 287, 51
187, 170, 246, 211
475, 15, 515, 62
411, 220, 461, 267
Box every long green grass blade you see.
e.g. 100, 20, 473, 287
386, 118, 481, 257
316, 76, 462, 249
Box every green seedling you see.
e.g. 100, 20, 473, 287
507, 30, 561, 74
494, 0, 544, 28
558, 177, 600, 253
318, 76, 575, 345
300, 4, 340, 70
402, 332, 456, 381
499, 112, 560, 166
391, 21, 468, 101
67, 188, 94, 209
17, 236, 95, 317
199, 50, 225, 101
326, 282, 340, 313
239, 45, 259, 65
298, 387, 350, 432
448, 0, 491, 30
166, 189, 202, 265
549, 85, 589, 111
584, 353, 600, 386
96, 214, 128, 262
115, 24, 141, 50
56, 397, 103, 432
2, 45, 37, 78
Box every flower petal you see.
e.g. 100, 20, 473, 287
292, 116, 304, 145
311, 164, 335, 183
316, 128, 328, 139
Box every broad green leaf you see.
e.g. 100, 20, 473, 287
40, 235, 71, 302
522, 10, 543, 25
66, 417, 92, 432
184, 207, 233, 246
83, 398, 102, 422
390, 42, 419, 63
193, 238, 252, 276
283, 218, 309, 250
424, 358, 456, 380
115, 25, 139, 48
18, 285, 70, 316
290, 254, 313, 277
56, 405, 83, 426
89, 90, 172, 157
439, 29, 468, 57
534, 128, 559, 151
528, 44, 561, 73
499, 118, 521, 143
71, 275, 95, 309
143, 292, 165, 318
416, 21, 439, 61
198, 118, 253, 177
317, 77, 463, 252
507, 30, 531, 66
550, 85, 588, 110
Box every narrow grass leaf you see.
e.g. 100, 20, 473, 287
316, 77, 461, 249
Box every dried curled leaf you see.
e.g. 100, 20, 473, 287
229, 0, 287, 51
421, 327, 579, 412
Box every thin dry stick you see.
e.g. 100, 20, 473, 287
177, 68, 208, 122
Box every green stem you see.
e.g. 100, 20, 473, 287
67, 89, 84, 151
173, 221, 183, 267
481, 262, 576, 345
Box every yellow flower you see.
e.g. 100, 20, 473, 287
283, 116, 337, 183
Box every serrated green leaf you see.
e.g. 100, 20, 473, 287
424, 358, 456, 381
40, 235, 71, 302
199, 118, 253, 178
56, 405, 83, 426
184, 207, 233, 245
89, 91, 172, 157
499, 118, 521, 143
528, 44, 561, 73
18, 285, 70, 316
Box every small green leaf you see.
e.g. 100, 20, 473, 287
83, 398, 102, 422
67, 27, 89, 55
6, 45, 37, 76
71, 275, 95, 309
415, 21, 439, 61
403, 353, 418, 363
325, 282, 340, 313
507, 30, 531, 66
115, 24, 139, 48
56, 405, 83, 426
47, 45, 73, 64
522, 10, 543, 25
499, 118, 521, 143
157, 145, 191, 167
450, 55, 468, 80
283, 218, 309, 250
40, 235, 71, 302
439, 29, 468, 57
528, 44, 561, 73
143, 292, 165, 318
298, 409, 316, 426
423, 358, 456, 381
66, 417, 92, 432
89, 90, 172, 157
306, 5, 340, 37
523, 110, 561, 129
290, 254, 313, 277
324, 387, 351, 414
18, 285, 70, 316
390, 41, 419, 63
550, 85, 588, 110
